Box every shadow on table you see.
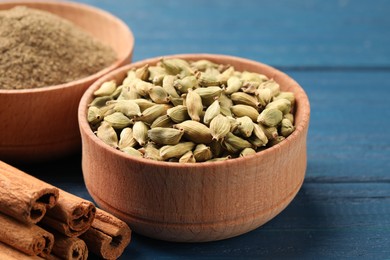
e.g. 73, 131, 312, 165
121, 182, 336, 259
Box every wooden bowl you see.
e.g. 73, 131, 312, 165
0, 0, 134, 162
78, 54, 310, 242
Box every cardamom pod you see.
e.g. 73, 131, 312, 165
190, 59, 219, 71
231, 104, 259, 122
196, 71, 221, 87
96, 122, 118, 148
161, 58, 193, 77
135, 64, 150, 81
252, 123, 268, 146
255, 88, 272, 107
225, 76, 242, 94
283, 113, 294, 124
241, 71, 268, 83
104, 112, 133, 129
230, 92, 259, 108
110, 85, 123, 99
194, 86, 223, 106
257, 108, 283, 127
140, 142, 163, 161
117, 85, 139, 100
258, 124, 279, 140
266, 98, 291, 114
236, 116, 254, 138
94, 80, 116, 97
87, 106, 102, 125
118, 127, 137, 149
120, 146, 143, 157
217, 66, 235, 84
222, 132, 252, 153
135, 104, 167, 124
162, 75, 180, 98
159, 141, 195, 160
148, 85, 170, 104
147, 127, 184, 145
260, 79, 280, 96
186, 89, 203, 122
132, 99, 156, 111
203, 100, 220, 125
274, 91, 295, 105
174, 75, 198, 93
280, 118, 295, 137
134, 79, 154, 97
193, 144, 213, 162
240, 147, 257, 157
132, 121, 149, 146
110, 100, 142, 117
167, 105, 190, 123
179, 151, 196, 163
173, 120, 212, 144
89, 96, 112, 108
150, 115, 174, 128
209, 114, 231, 141
148, 65, 167, 83
241, 81, 259, 94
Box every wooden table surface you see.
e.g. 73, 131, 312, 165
6, 0, 390, 259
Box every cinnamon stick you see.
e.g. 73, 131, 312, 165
0, 242, 43, 260
81, 208, 131, 259
0, 160, 59, 225
50, 230, 88, 260
42, 189, 96, 237
0, 212, 54, 257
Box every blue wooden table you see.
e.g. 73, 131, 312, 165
8, 0, 390, 259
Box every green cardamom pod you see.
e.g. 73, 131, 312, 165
259, 79, 280, 96
162, 75, 180, 98
241, 71, 268, 83
283, 113, 294, 124
255, 88, 272, 107
193, 144, 213, 162
274, 91, 295, 106
190, 59, 219, 71
240, 147, 257, 157
241, 81, 259, 94
132, 99, 156, 111
230, 92, 259, 108
118, 127, 137, 149
161, 58, 193, 77
196, 71, 221, 87
203, 100, 221, 125
136, 104, 167, 124
135, 64, 150, 81
150, 115, 174, 128
194, 86, 223, 106
252, 123, 268, 146
186, 89, 203, 122
147, 127, 184, 145
179, 151, 196, 163
110, 100, 142, 117
104, 112, 133, 129
89, 96, 112, 108
117, 85, 139, 100
266, 98, 291, 114
140, 142, 163, 161
120, 146, 143, 157
173, 120, 212, 144
87, 106, 103, 125
222, 132, 252, 153
257, 108, 283, 127
94, 80, 116, 97
210, 114, 231, 141
236, 116, 254, 138
148, 85, 170, 104
258, 124, 279, 140
231, 104, 259, 122
159, 141, 195, 160
174, 75, 198, 93
280, 118, 295, 137
96, 122, 118, 148
132, 121, 149, 146
225, 76, 242, 94
167, 105, 190, 123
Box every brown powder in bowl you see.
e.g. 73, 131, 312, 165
0, 6, 117, 90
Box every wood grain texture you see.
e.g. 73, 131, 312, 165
0, 0, 134, 162
2, 0, 389, 258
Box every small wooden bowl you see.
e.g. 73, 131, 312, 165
78, 54, 310, 242
0, 0, 134, 162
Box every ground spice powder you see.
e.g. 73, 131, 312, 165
0, 6, 117, 90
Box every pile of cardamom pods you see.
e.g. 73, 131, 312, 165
87, 58, 295, 163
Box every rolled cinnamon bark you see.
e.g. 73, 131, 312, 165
81, 208, 131, 259
42, 189, 96, 237
50, 230, 88, 260
0, 212, 54, 257
0, 160, 59, 225
0, 242, 43, 260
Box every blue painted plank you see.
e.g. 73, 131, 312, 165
14, 157, 390, 259
286, 70, 390, 180
72, 0, 390, 67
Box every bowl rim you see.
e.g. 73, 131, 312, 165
0, 0, 134, 94
78, 53, 311, 169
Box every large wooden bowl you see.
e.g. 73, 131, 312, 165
78, 54, 310, 242
0, 0, 134, 162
